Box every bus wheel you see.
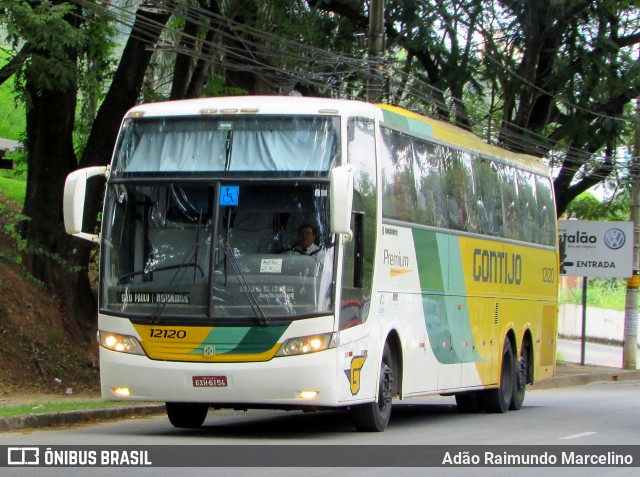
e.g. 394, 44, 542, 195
166, 402, 209, 428
510, 348, 528, 411
455, 392, 481, 413
351, 344, 394, 432
482, 338, 515, 413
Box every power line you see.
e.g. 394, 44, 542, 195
409, 0, 639, 124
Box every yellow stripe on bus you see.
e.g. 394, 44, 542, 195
133, 324, 282, 363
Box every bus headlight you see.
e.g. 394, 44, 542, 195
275, 332, 338, 357
98, 331, 146, 356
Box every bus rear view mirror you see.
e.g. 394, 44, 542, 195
330, 164, 355, 239
63, 166, 108, 243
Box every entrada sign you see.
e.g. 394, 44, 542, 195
557, 220, 634, 277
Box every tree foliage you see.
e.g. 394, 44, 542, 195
564, 191, 630, 221
0, 0, 639, 332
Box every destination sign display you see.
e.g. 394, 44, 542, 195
116, 292, 191, 304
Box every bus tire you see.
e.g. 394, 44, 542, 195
482, 338, 515, 413
510, 350, 528, 411
351, 344, 394, 432
455, 392, 482, 413
166, 402, 209, 428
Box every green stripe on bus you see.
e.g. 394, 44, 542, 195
381, 108, 434, 138
190, 326, 287, 355
230, 326, 289, 354
413, 230, 444, 291
413, 230, 481, 364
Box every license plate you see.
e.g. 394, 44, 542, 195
192, 376, 228, 387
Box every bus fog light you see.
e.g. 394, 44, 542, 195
276, 333, 338, 357
299, 391, 319, 400
113, 387, 131, 397
99, 331, 145, 356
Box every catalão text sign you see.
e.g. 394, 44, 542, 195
558, 220, 633, 277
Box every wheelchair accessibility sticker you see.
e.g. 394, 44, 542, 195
219, 185, 239, 206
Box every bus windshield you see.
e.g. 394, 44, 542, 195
101, 182, 335, 321
113, 115, 339, 173
101, 113, 340, 322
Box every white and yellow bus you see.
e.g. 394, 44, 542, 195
64, 96, 558, 431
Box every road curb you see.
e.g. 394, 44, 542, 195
0, 404, 165, 432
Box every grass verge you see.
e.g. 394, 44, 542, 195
0, 172, 26, 205
0, 401, 135, 419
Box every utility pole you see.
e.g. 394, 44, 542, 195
623, 96, 640, 370
366, 0, 385, 103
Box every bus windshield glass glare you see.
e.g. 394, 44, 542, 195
101, 115, 339, 321
112, 115, 339, 173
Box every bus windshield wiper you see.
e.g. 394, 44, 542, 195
150, 210, 205, 323
222, 243, 270, 325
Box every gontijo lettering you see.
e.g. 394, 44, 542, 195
473, 249, 522, 285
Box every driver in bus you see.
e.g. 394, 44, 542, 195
291, 223, 321, 256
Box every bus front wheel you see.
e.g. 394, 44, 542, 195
351, 344, 394, 432
482, 338, 515, 413
166, 402, 209, 428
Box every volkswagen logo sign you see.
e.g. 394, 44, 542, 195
203, 345, 215, 357
603, 228, 626, 250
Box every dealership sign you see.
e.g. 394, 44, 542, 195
557, 221, 634, 277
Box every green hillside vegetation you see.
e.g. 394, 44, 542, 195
560, 278, 628, 312
0, 59, 25, 138
0, 174, 25, 204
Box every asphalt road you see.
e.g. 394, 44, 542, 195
1, 380, 639, 475
3, 379, 639, 445
2, 339, 638, 476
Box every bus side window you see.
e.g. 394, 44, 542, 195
536, 176, 556, 246
414, 140, 447, 228
517, 170, 538, 243
499, 163, 520, 241
474, 158, 503, 237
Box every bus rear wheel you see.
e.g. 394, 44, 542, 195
482, 338, 515, 413
510, 344, 529, 411
166, 402, 209, 428
351, 344, 394, 432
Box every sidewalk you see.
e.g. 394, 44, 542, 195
530, 361, 640, 390
2, 361, 640, 432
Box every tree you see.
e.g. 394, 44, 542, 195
564, 191, 630, 221
0, 0, 361, 334
485, 0, 640, 215
308, 1, 640, 216
0, 1, 171, 336
1, 0, 639, 334
1, 0, 91, 337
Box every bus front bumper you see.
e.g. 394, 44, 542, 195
99, 347, 341, 408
